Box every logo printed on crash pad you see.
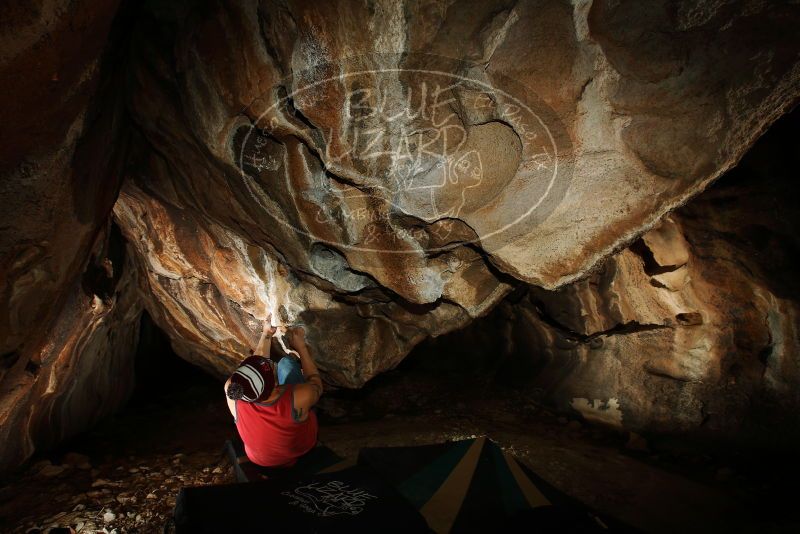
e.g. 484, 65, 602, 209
282, 480, 377, 517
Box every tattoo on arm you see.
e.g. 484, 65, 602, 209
303, 374, 322, 396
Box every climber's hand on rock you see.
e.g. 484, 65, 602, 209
252, 313, 276, 356
262, 313, 277, 337
286, 326, 306, 350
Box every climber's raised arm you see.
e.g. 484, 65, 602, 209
286, 327, 323, 421
224, 315, 276, 420
253, 313, 277, 357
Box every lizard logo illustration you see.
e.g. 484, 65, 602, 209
432, 149, 484, 219
419, 149, 483, 240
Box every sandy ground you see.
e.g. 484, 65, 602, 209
1, 359, 796, 533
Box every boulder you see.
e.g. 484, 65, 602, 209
114, 0, 798, 386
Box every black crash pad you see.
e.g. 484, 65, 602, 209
173, 465, 430, 533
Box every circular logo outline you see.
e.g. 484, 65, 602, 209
236, 58, 568, 255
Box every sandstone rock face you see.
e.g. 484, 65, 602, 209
0, 0, 127, 361
468, 113, 800, 442
115, 0, 798, 388
114, 183, 506, 386
0, 228, 142, 469
0, 1, 138, 468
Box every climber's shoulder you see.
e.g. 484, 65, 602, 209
292, 378, 323, 411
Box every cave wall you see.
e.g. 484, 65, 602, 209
0, 227, 142, 469
0, 1, 139, 468
114, 0, 799, 388
448, 112, 800, 444
0, 0, 799, 469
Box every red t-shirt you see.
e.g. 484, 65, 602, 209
235, 384, 318, 467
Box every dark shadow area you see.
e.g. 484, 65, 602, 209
680, 104, 800, 301
84, 313, 231, 458
131, 312, 214, 405
26, 313, 230, 462
0, 315, 235, 532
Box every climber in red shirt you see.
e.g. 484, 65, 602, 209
223, 316, 323, 467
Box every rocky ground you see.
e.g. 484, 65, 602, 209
1, 347, 798, 533
0, 369, 235, 534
